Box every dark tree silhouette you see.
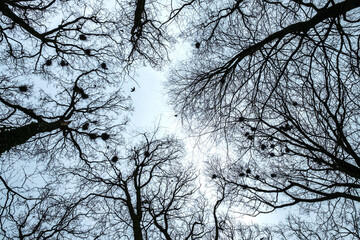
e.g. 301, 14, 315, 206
0, 0, 172, 68
0, 165, 98, 239
0, 71, 130, 163
169, 0, 360, 237
0, 0, 181, 159
212, 210, 360, 240
0, 1, 180, 239
0, 0, 184, 161
61, 132, 211, 239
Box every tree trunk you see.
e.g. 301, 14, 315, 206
0, 120, 67, 154
132, 218, 143, 240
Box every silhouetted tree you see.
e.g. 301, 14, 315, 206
0, 165, 97, 239
0, 71, 130, 160
212, 210, 360, 240
0, 0, 180, 155
0, 1, 180, 239
169, 0, 360, 237
61, 132, 211, 239
0, 129, 221, 239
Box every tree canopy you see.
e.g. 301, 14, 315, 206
1, 0, 360, 239
169, 0, 360, 239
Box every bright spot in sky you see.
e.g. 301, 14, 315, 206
241, 214, 257, 224
126, 66, 175, 130
126, 41, 191, 134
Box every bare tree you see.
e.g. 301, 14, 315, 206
0, 160, 99, 240
0, 71, 130, 160
0, 0, 179, 158
0, 1, 184, 239
0, 0, 184, 187
0, 0, 173, 69
60, 132, 210, 239
169, 0, 360, 237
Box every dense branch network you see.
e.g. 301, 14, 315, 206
169, 0, 360, 238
